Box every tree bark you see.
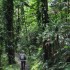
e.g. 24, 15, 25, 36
5, 0, 15, 64
41, 0, 50, 62
41, 0, 49, 30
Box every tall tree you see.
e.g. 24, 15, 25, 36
41, 1, 53, 68
41, 0, 50, 62
41, 0, 49, 30
4, 0, 15, 64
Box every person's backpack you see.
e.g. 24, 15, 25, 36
19, 53, 26, 61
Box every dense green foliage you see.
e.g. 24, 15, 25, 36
0, 0, 70, 70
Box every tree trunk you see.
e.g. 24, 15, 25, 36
41, 0, 49, 62
5, 0, 15, 64
41, 0, 49, 30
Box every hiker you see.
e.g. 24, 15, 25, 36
19, 50, 26, 70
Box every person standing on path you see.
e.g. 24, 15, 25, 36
19, 50, 26, 70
